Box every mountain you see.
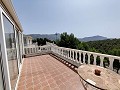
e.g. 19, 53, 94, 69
79, 35, 108, 42
28, 34, 107, 42
28, 34, 60, 40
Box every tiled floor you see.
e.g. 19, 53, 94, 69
17, 55, 85, 90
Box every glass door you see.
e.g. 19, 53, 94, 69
3, 14, 19, 90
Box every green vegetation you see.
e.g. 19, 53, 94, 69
87, 39, 120, 56
32, 38, 53, 46
33, 32, 120, 56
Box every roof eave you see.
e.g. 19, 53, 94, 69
2, 0, 23, 32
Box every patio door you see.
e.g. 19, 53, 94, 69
3, 14, 19, 90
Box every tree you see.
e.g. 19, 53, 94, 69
56, 32, 90, 50
33, 38, 53, 46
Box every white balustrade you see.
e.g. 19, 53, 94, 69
24, 43, 120, 74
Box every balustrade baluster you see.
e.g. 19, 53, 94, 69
27, 48, 28, 54
109, 57, 114, 70
75, 51, 77, 61
30, 48, 32, 54
66, 50, 67, 58
88, 53, 91, 64
62, 49, 63, 56
33, 48, 34, 53
24, 48, 26, 54
73, 51, 74, 61
100, 56, 104, 67
27, 48, 29, 54
58, 49, 59, 55
69, 50, 71, 60
28, 48, 30, 54
35, 47, 37, 53
32, 48, 33, 53
57, 48, 58, 54
93, 55, 97, 65
40, 47, 41, 52
67, 50, 69, 58
83, 53, 86, 64
67, 49, 69, 58
36, 47, 38, 53
79, 52, 81, 64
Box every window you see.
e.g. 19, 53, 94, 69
3, 14, 18, 90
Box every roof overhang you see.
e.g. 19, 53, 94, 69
2, 0, 23, 32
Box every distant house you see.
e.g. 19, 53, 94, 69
24, 35, 32, 46
24, 35, 37, 47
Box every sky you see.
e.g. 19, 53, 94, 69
13, 0, 120, 38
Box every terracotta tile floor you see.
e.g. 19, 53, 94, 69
17, 55, 85, 90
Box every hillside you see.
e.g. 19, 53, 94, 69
87, 38, 120, 56
28, 34, 60, 40
79, 35, 107, 42
28, 34, 107, 42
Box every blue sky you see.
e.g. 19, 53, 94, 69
13, 0, 120, 38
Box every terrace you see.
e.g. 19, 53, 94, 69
17, 55, 84, 90
17, 42, 120, 90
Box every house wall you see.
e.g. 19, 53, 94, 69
0, 0, 23, 90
